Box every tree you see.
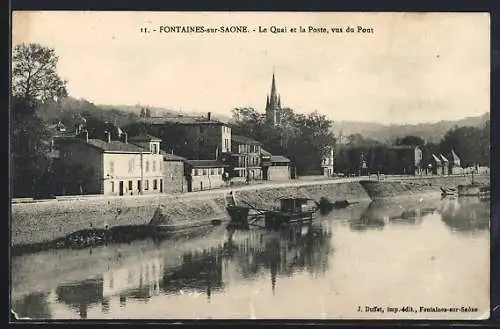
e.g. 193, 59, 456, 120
145, 108, 151, 118
396, 135, 425, 146
440, 126, 486, 167
140, 108, 146, 118
12, 43, 67, 105
11, 43, 68, 197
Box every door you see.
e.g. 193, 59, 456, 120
119, 181, 124, 196
137, 180, 142, 193
160, 179, 163, 193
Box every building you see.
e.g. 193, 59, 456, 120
439, 154, 449, 175
161, 151, 188, 193
386, 145, 423, 175
448, 149, 463, 175
184, 160, 228, 192
321, 147, 335, 177
430, 154, 444, 175
265, 72, 282, 127
269, 155, 291, 181
59, 131, 164, 196
223, 135, 263, 183
126, 112, 231, 161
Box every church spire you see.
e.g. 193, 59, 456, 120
265, 70, 282, 126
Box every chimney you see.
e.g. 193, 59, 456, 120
207, 112, 211, 121
105, 131, 111, 143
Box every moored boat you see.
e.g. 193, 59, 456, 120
226, 196, 317, 229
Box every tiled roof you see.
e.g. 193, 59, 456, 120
148, 116, 225, 125
160, 150, 186, 162
85, 139, 147, 153
185, 159, 228, 168
270, 155, 290, 163
129, 133, 162, 142
232, 135, 262, 145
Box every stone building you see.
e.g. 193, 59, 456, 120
126, 112, 231, 161
222, 135, 263, 183
161, 151, 187, 193
439, 154, 449, 175
184, 159, 228, 192
59, 131, 164, 196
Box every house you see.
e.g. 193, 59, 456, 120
59, 130, 164, 196
448, 149, 463, 175
184, 159, 228, 192
321, 147, 335, 177
161, 150, 187, 193
439, 154, 449, 176
222, 135, 263, 183
430, 154, 444, 175
126, 112, 231, 161
269, 155, 291, 181
386, 145, 423, 175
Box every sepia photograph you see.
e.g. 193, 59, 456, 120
10, 11, 490, 320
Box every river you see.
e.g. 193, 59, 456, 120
11, 196, 490, 320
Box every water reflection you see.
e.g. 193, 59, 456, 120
349, 198, 442, 231
11, 197, 490, 319
440, 197, 490, 232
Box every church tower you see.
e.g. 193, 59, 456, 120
265, 72, 282, 126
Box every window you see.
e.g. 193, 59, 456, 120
128, 180, 133, 191
152, 143, 158, 154
145, 180, 149, 190
109, 161, 114, 174
210, 168, 215, 175
218, 168, 223, 175
111, 181, 115, 193
138, 180, 141, 192
152, 160, 156, 172
153, 179, 158, 190
203, 169, 208, 176
193, 169, 198, 176
145, 161, 149, 172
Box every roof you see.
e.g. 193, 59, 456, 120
160, 150, 186, 162
231, 135, 262, 145
431, 154, 442, 163
129, 133, 162, 142
185, 159, 228, 168
451, 149, 461, 162
440, 154, 449, 162
261, 149, 272, 157
85, 139, 148, 153
148, 116, 226, 126
270, 155, 290, 163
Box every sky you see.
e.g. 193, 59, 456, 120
12, 11, 490, 124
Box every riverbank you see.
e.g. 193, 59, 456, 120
11, 178, 371, 247
11, 174, 490, 247
360, 174, 489, 200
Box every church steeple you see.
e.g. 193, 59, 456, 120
265, 71, 282, 126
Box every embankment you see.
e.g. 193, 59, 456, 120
11, 180, 371, 247
360, 174, 490, 200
